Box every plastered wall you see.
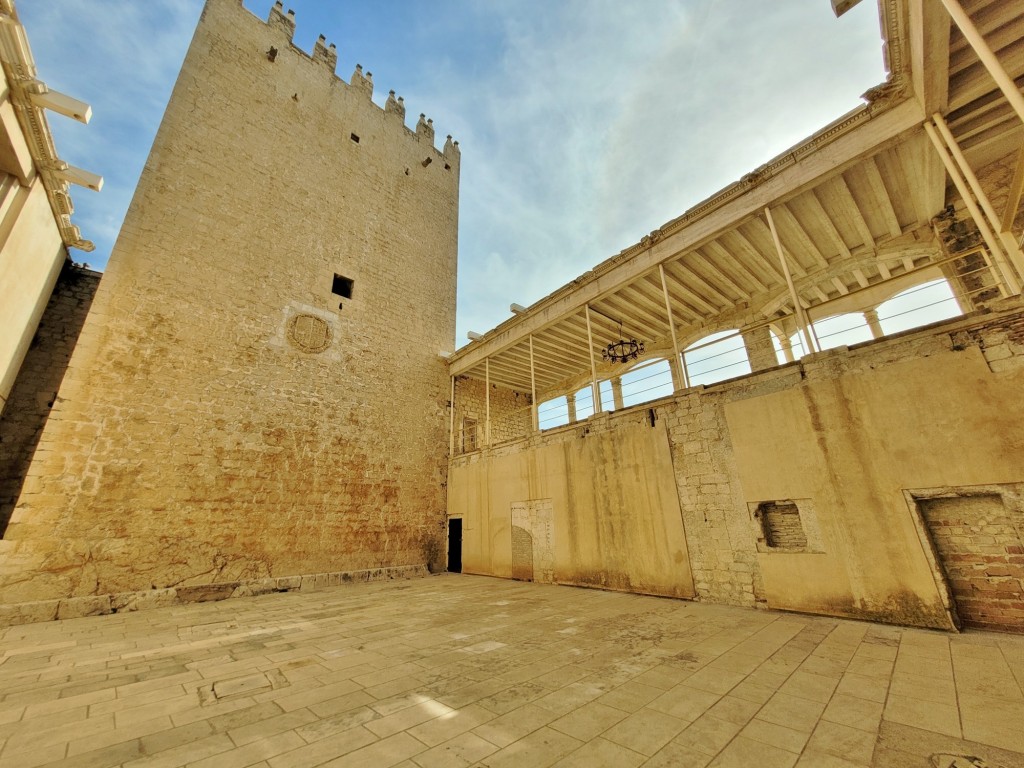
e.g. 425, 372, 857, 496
0, 0, 458, 606
449, 412, 696, 599
0, 178, 66, 411
450, 304, 1024, 629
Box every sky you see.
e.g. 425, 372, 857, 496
19, 0, 889, 349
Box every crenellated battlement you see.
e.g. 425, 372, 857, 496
235, 0, 458, 161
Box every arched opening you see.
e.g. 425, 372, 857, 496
537, 395, 569, 431
811, 312, 874, 351
619, 358, 674, 407
684, 330, 751, 386
875, 278, 961, 335
573, 385, 597, 420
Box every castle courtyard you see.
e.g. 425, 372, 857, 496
0, 574, 1022, 768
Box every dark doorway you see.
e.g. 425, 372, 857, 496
447, 518, 463, 573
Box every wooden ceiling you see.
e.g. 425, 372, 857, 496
450, 0, 1024, 401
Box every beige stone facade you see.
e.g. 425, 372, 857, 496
0, 0, 97, 416
0, 0, 459, 608
2, 0, 1024, 645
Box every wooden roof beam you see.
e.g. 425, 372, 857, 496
672, 259, 736, 308
662, 267, 722, 315
908, 0, 951, 115
836, 174, 878, 251
777, 202, 831, 270
864, 156, 905, 239
805, 188, 853, 259
448, 98, 925, 376
703, 239, 769, 293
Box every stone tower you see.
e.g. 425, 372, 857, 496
0, 0, 459, 609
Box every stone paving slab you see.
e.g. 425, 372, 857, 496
0, 574, 1022, 767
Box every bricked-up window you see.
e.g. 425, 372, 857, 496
332, 274, 354, 299
757, 501, 808, 550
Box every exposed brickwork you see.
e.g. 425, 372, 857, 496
0, 264, 100, 534
920, 493, 1024, 633
758, 502, 807, 549
0, 0, 459, 604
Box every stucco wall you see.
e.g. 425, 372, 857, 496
449, 303, 1024, 629
0, 178, 66, 411
449, 412, 696, 599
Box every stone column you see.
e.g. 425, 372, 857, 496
566, 392, 577, 424
611, 377, 624, 410
777, 333, 795, 363
742, 325, 779, 372
668, 355, 683, 390
863, 308, 884, 339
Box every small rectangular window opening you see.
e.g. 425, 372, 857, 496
332, 274, 354, 299
350, 133, 360, 143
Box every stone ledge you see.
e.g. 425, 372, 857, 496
0, 564, 428, 628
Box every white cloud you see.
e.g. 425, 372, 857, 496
18, 0, 885, 343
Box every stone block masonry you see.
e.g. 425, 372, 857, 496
0, 264, 100, 534
0, 0, 459, 610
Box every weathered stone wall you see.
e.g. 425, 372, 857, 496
450, 303, 1024, 629
0, 264, 100, 534
452, 376, 532, 452
0, 0, 458, 606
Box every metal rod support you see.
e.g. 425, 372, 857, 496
659, 263, 688, 389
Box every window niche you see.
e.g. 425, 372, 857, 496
749, 499, 823, 553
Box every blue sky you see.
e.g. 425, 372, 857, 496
20, 0, 887, 348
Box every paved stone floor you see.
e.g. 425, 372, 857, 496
0, 574, 1023, 768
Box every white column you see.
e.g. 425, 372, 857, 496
659, 263, 688, 389
765, 206, 817, 355
529, 334, 538, 432
611, 377, 624, 410
863, 308, 883, 339
484, 357, 491, 447
584, 305, 602, 413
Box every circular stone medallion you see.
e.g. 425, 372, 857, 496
287, 314, 332, 353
